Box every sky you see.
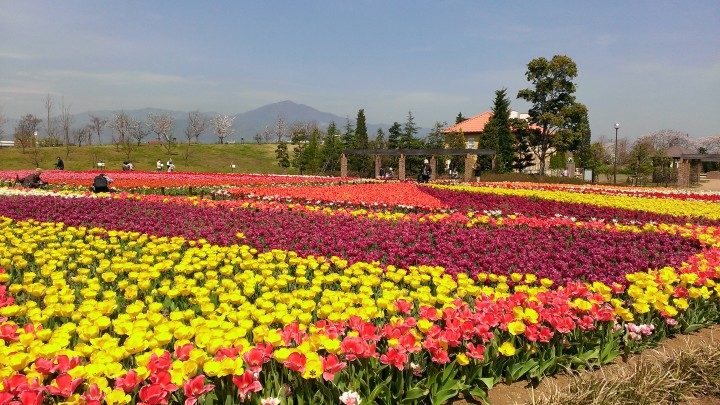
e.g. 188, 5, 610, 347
1, 0, 719, 141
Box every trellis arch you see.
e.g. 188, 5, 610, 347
341, 148, 495, 181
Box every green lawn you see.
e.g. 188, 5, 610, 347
0, 143, 299, 174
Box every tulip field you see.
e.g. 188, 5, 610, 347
0, 170, 719, 405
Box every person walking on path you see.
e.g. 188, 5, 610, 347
166, 159, 175, 172
156, 159, 164, 172
55, 157, 64, 170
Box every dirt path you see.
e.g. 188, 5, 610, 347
444, 326, 720, 405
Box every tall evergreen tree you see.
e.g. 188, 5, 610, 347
387, 122, 402, 149
341, 117, 355, 149
320, 121, 342, 173
482, 89, 514, 173
352, 109, 371, 174
400, 110, 419, 149
426, 121, 448, 149
275, 141, 290, 172
510, 119, 535, 172
455, 113, 467, 124
373, 128, 386, 149
446, 129, 466, 173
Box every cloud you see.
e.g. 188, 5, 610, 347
38, 70, 208, 85
0, 52, 34, 60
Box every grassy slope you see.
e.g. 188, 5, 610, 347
0, 143, 296, 174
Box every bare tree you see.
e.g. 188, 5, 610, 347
213, 114, 235, 144
88, 115, 107, 146
270, 116, 289, 143
59, 98, 74, 158
184, 110, 208, 163
0, 107, 7, 141
72, 125, 92, 147
130, 117, 150, 146
44, 94, 57, 141
108, 112, 132, 152
185, 110, 208, 144
148, 112, 177, 154
14, 114, 42, 153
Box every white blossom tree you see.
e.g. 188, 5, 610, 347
213, 114, 236, 144
148, 112, 176, 154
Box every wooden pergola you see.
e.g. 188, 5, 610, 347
341, 148, 496, 182
678, 153, 720, 188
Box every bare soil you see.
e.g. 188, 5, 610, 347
445, 326, 720, 405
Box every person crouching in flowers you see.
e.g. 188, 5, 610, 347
92, 173, 115, 193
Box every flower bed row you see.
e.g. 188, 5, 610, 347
1, 215, 720, 404
0, 170, 354, 189
426, 184, 720, 226
0, 193, 703, 286
472, 181, 720, 202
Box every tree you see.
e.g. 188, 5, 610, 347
350, 109, 371, 174
44, 94, 61, 144
341, 117, 354, 150
517, 55, 587, 175
129, 117, 150, 146
455, 113, 467, 125
320, 121, 342, 174
373, 128, 387, 149
88, 115, 107, 145
644, 129, 691, 150
387, 122, 402, 149
148, 112, 176, 154
108, 112, 132, 152
0, 107, 8, 141
481, 89, 514, 173
72, 125, 92, 147
213, 114, 235, 144
509, 119, 535, 172
269, 116, 289, 143
275, 141, 290, 172
445, 129, 466, 173
185, 110, 208, 145
426, 121, 448, 149
14, 114, 42, 153
400, 110, 419, 148
627, 138, 655, 185
58, 98, 73, 158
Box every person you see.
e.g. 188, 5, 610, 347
388, 167, 394, 178
562, 168, 569, 177
21, 168, 46, 188
473, 163, 482, 182
421, 159, 431, 183
379, 167, 385, 178
55, 156, 64, 170
166, 159, 175, 172
122, 161, 134, 171
156, 159, 164, 172
92, 173, 114, 193
451, 169, 459, 180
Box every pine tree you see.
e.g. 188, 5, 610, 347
455, 113, 466, 124
387, 122, 402, 149
400, 110, 419, 149
275, 141, 290, 172
482, 89, 514, 173
353, 109, 371, 174
320, 121, 341, 173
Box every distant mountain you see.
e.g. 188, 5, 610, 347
2, 101, 395, 144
